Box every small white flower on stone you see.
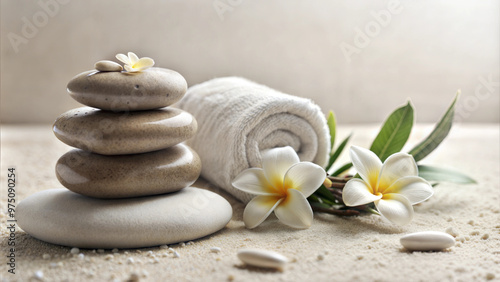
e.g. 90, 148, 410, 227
342, 146, 434, 226
115, 52, 154, 72
232, 146, 326, 229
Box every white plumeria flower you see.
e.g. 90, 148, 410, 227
115, 52, 154, 72
232, 146, 326, 229
342, 146, 434, 226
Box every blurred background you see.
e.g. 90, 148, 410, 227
1, 0, 498, 124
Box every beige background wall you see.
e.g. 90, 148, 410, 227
1, 0, 498, 124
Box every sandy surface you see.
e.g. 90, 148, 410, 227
1, 124, 499, 282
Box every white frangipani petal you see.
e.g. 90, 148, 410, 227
350, 146, 382, 189
378, 152, 418, 189
284, 162, 326, 198
115, 53, 129, 65
262, 146, 300, 188
232, 168, 277, 196
343, 178, 382, 206
124, 64, 135, 72
375, 194, 414, 226
386, 176, 434, 205
274, 189, 313, 229
128, 52, 139, 64
243, 196, 282, 229
133, 57, 155, 70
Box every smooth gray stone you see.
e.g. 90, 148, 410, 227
16, 188, 233, 249
94, 60, 123, 72
67, 67, 187, 111
400, 231, 455, 251
56, 144, 201, 198
53, 107, 197, 155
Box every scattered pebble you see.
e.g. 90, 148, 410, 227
70, 247, 80, 254
400, 231, 455, 251
446, 217, 454, 222
179, 242, 186, 247
146, 251, 154, 257
187, 241, 194, 245
126, 257, 134, 264
486, 273, 495, 280
356, 255, 364, 260
228, 274, 235, 281
104, 254, 114, 261
49, 262, 62, 269
445, 227, 459, 237
33, 270, 44, 280
467, 220, 475, 225
112, 248, 119, 253
317, 254, 325, 261
470, 230, 480, 236
173, 251, 180, 258
159, 245, 169, 249
97, 249, 105, 254
237, 249, 288, 270
94, 60, 123, 72
482, 234, 490, 240
210, 247, 222, 253
168, 248, 175, 253
456, 236, 466, 243
77, 253, 85, 260
42, 253, 51, 260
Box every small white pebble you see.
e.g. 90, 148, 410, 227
161, 253, 168, 258
49, 262, 60, 269
187, 241, 194, 245
173, 251, 180, 258
94, 60, 123, 72
112, 248, 119, 253
401, 231, 455, 251
142, 270, 149, 277
159, 245, 169, 249
456, 236, 466, 243
42, 253, 51, 260
168, 248, 175, 253
317, 254, 325, 261
146, 251, 154, 257
210, 247, 222, 253
126, 257, 134, 264
33, 270, 44, 280
70, 247, 80, 254
77, 253, 85, 260
179, 242, 186, 247
237, 249, 288, 270
445, 227, 459, 237
104, 254, 114, 261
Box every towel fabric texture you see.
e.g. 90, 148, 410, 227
177, 77, 330, 203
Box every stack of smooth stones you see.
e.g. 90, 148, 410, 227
16, 58, 232, 249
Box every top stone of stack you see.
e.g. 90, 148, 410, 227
67, 54, 187, 111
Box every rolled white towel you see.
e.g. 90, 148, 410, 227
177, 77, 330, 203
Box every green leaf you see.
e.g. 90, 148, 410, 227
409, 92, 459, 162
327, 111, 336, 151
331, 162, 353, 177
313, 185, 337, 204
418, 165, 477, 184
325, 134, 352, 172
370, 101, 414, 162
